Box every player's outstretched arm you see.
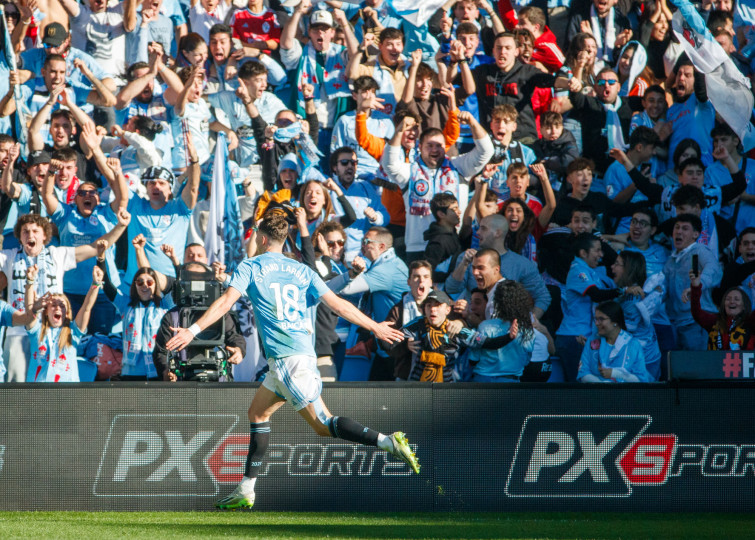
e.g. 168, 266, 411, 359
166, 287, 242, 351
320, 291, 405, 344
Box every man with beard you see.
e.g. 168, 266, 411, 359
0, 210, 130, 381
328, 147, 388, 263
18, 22, 118, 94
446, 214, 550, 318
280, 4, 358, 159
382, 111, 492, 261
39, 137, 128, 334
666, 57, 716, 168
567, 68, 636, 174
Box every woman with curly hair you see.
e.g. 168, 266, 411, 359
466, 281, 537, 382
690, 271, 755, 351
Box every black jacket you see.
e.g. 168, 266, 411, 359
532, 130, 580, 182
568, 92, 637, 173
423, 222, 462, 276
461, 61, 554, 143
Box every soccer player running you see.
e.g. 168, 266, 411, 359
166, 215, 420, 510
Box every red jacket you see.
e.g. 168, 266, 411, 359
532, 27, 565, 73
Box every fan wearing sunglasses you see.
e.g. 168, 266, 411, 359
567, 67, 637, 174
99, 261, 172, 381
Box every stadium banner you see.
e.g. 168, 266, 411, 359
0, 383, 753, 512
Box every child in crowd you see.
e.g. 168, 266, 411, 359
402, 290, 466, 383
24, 264, 103, 383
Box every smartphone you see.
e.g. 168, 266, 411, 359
692, 254, 699, 276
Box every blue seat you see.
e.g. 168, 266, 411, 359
77, 359, 98, 382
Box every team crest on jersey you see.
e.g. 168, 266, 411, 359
578, 272, 588, 282
162, 215, 171, 226
262, 22, 270, 33
90, 215, 99, 226
413, 179, 429, 197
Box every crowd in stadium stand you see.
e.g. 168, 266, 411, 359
0, 0, 754, 384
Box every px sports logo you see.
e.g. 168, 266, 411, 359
93, 414, 414, 497
505, 415, 755, 497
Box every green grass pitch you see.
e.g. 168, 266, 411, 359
0, 512, 753, 539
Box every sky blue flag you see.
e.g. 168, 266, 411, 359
204, 133, 244, 274
0, 6, 27, 159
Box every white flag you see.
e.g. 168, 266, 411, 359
671, 0, 755, 149
386, 0, 446, 27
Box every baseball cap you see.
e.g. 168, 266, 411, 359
142, 166, 175, 187
423, 289, 453, 307
42, 22, 68, 48
310, 10, 334, 28
27, 150, 51, 167
281, 0, 301, 7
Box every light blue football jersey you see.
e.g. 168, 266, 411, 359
229, 252, 330, 360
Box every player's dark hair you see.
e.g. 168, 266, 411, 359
379, 27, 404, 44
739, 227, 755, 241
131, 115, 163, 141
513, 28, 535, 45
239, 60, 268, 79
430, 192, 458, 221
259, 215, 290, 244
470, 287, 487, 300
129, 267, 163, 307
629, 126, 660, 149
50, 109, 75, 126
674, 213, 703, 233
0, 133, 14, 146
596, 301, 626, 330
671, 185, 706, 210
574, 232, 599, 259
